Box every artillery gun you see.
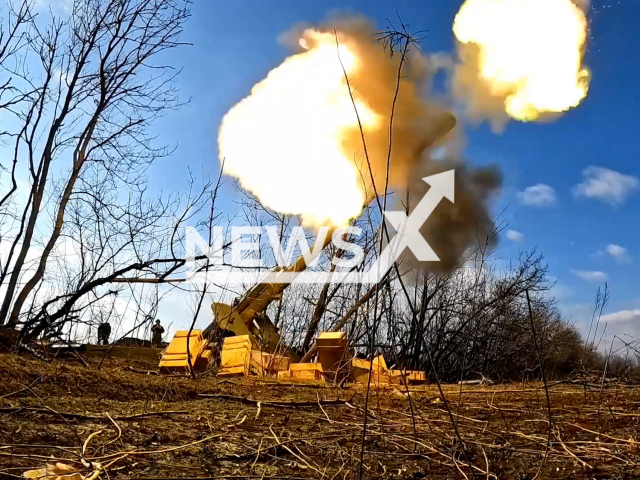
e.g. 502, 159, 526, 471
158, 230, 334, 373
158, 111, 457, 375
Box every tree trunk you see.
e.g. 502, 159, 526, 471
7, 120, 96, 327
0, 154, 52, 325
0, 25, 99, 326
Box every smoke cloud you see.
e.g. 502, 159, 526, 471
406, 161, 503, 273
282, 16, 458, 193
285, 16, 503, 273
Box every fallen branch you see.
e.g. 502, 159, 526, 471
123, 366, 159, 375
121, 366, 200, 378
131, 477, 317, 480
198, 393, 355, 408
458, 377, 493, 386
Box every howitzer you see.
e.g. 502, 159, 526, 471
159, 111, 456, 373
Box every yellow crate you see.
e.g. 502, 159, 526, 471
218, 335, 252, 376
159, 330, 211, 374
279, 363, 325, 382
317, 331, 349, 382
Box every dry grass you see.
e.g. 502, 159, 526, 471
1, 354, 639, 479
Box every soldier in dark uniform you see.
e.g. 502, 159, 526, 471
151, 319, 165, 347
97, 322, 111, 345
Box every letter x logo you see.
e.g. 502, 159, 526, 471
364, 170, 455, 282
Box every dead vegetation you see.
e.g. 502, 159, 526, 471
1, 355, 639, 480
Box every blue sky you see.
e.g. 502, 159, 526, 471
143, 0, 639, 339
27, 0, 639, 341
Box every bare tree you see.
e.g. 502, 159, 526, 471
0, 0, 190, 331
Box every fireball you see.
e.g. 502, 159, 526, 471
218, 30, 380, 227
453, 0, 590, 121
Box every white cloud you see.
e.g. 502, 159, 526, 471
573, 166, 639, 205
517, 184, 557, 206
559, 302, 640, 348
570, 269, 608, 282
505, 229, 524, 243
605, 244, 630, 262
601, 309, 640, 324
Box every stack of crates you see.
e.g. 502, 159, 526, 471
250, 350, 290, 376
316, 331, 349, 383
351, 355, 395, 385
218, 335, 252, 376
158, 330, 212, 375
405, 370, 427, 384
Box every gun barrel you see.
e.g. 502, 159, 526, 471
204, 227, 336, 341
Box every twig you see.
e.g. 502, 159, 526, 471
131, 477, 317, 480
269, 426, 322, 474
82, 430, 103, 456
555, 430, 593, 470
199, 393, 355, 408
104, 413, 122, 446
123, 366, 159, 375
89, 433, 226, 461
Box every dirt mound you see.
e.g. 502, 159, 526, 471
1, 353, 639, 479
0, 354, 207, 402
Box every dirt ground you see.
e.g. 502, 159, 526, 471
1, 354, 639, 480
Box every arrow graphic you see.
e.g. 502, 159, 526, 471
361, 170, 455, 283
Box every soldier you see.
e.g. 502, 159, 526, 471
97, 322, 111, 345
151, 319, 164, 347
